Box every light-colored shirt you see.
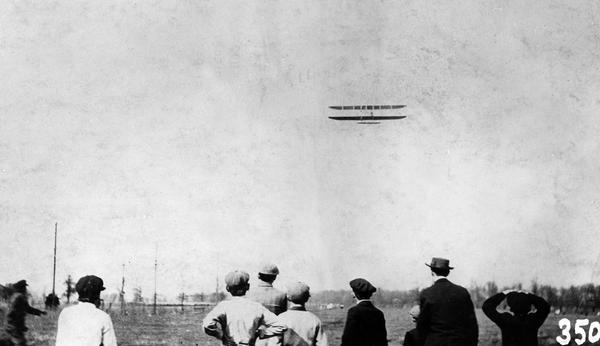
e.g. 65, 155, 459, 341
247, 281, 288, 315
55, 302, 117, 346
202, 296, 286, 345
277, 305, 328, 346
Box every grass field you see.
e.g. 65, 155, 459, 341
8, 304, 597, 345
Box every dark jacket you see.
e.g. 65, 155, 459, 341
403, 328, 422, 346
482, 292, 550, 346
341, 300, 388, 346
417, 278, 478, 346
5, 292, 43, 333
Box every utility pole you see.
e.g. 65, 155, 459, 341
153, 246, 157, 315
120, 264, 126, 314
52, 222, 57, 296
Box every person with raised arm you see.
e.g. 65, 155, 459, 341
482, 289, 550, 346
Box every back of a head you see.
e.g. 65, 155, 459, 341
506, 292, 531, 315
431, 268, 450, 277
258, 263, 279, 283
287, 282, 310, 304
426, 257, 453, 277
12, 280, 28, 293
409, 305, 420, 322
76, 275, 105, 304
349, 278, 376, 300
225, 270, 250, 296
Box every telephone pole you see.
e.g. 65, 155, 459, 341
52, 222, 57, 296
120, 264, 126, 314
153, 246, 157, 315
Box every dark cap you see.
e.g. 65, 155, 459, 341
506, 292, 531, 314
349, 278, 376, 296
13, 280, 28, 289
425, 257, 454, 270
75, 275, 105, 297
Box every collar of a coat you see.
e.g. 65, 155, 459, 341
257, 281, 273, 288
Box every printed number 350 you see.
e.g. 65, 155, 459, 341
557, 318, 600, 345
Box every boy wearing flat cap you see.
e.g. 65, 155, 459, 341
482, 289, 550, 346
277, 282, 328, 346
55, 275, 117, 346
341, 278, 388, 346
417, 257, 478, 346
247, 263, 288, 315
202, 270, 286, 346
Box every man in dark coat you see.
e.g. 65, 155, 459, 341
417, 258, 478, 346
4, 280, 46, 346
482, 290, 550, 346
341, 278, 388, 346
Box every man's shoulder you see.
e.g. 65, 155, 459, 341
222, 297, 267, 310
280, 309, 321, 322
420, 285, 434, 298
351, 302, 382, 315
249, 285, 283, 295
60, 303, 111, 320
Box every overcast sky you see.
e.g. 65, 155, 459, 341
1, 1, 600, 300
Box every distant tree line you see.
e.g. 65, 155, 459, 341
471, 281, 600, 315
306, 282, 600, 315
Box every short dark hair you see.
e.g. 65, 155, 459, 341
506, 292, 531, 315
258, 273, 277, 283
353, 291, 373, 300
431, 268, 450, 277
226, 284, 249, 297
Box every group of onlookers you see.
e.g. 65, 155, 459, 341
201, 258, 550, 346
1, 257, 551, 346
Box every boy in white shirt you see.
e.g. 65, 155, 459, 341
277, 282, 328, 346
202, 270, 286, 345
55, 275, 117, 346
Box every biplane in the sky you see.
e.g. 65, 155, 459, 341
329, 105, 406, 124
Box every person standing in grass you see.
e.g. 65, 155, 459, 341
4, 280, 47, 346
202, 270, 286, 346
247, 264, 288, 346
482, 289, 550, 346
277, 282, 328, 346
417, 257, 478, 346
402, 305, 422, 346
55, 275, 117, 346
247, 264, 288, 315
340, 278, 388, 346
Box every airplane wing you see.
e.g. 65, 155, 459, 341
329, 105, 406, 110
329, 116, 406, 121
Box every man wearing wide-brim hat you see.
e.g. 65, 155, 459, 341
417, 258, 478, 346
340, 278, 388, 346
